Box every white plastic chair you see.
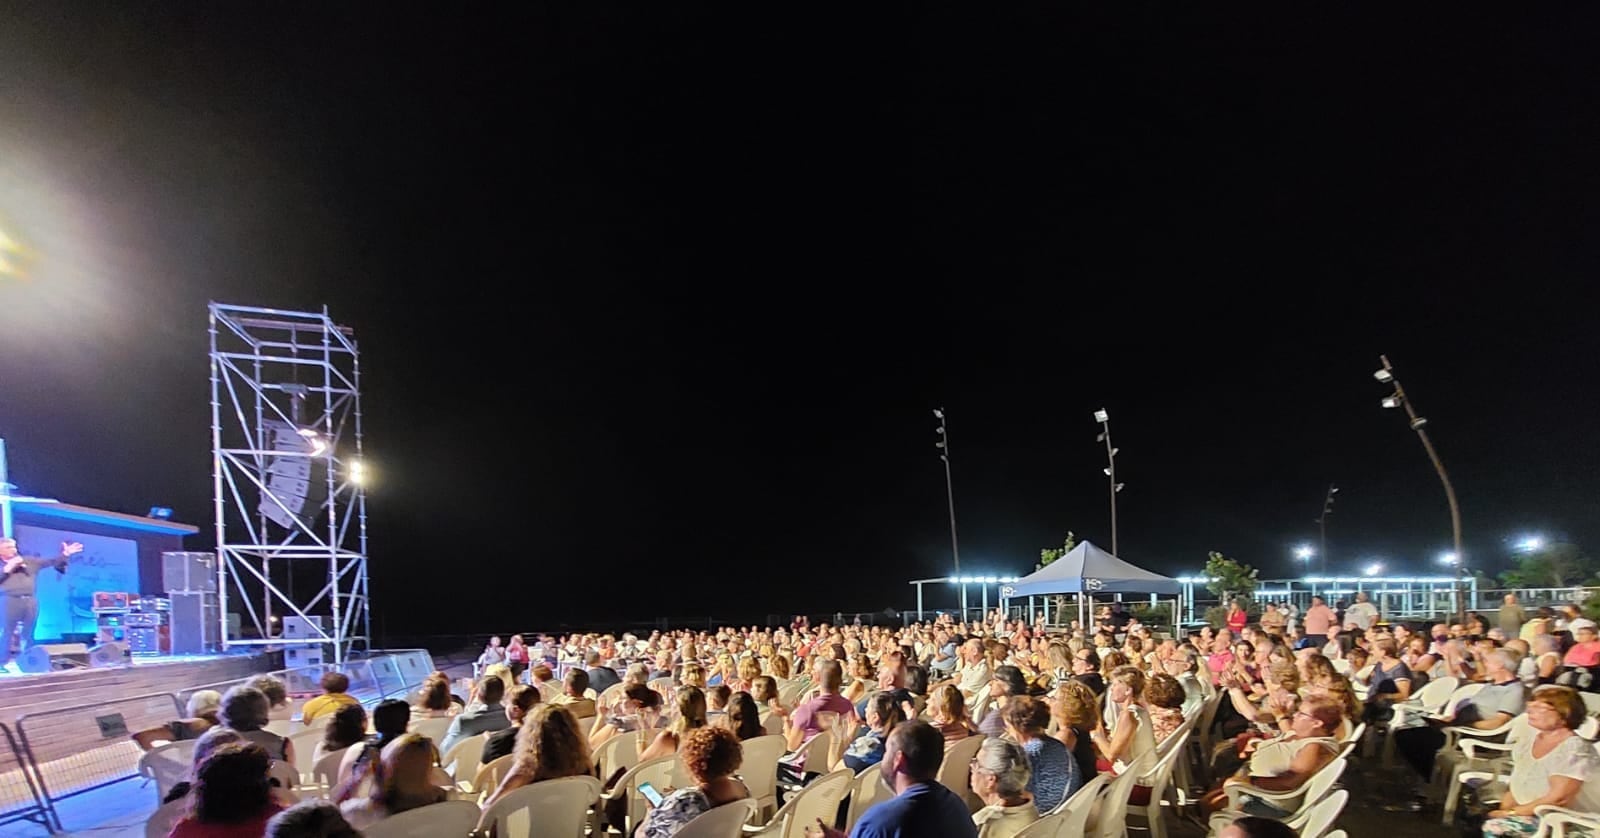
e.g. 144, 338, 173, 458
600, 754, 676, 834
596, 682, 626, 710
304, 746, 349, 795
1011, 809, 1067, 838
138, 741, 196, 803
409, 715, 453, 743
1534, 804, 1600, 837
1223, 749, 1346, 815
1324, 832, 1347, 838
762, 712, 786, 737
268, 759, 298, 791
1378, 676, 1458, 765
1283, 758, 1348, 830
937, 732, 986, 812
362, 800, 481, 838
143, 796, 188, 838
1439, 714, 1530, 823
1295, 787, 1348, 838
1089, 751, 1155, 838
479, 774, 601, 838
440, 733, 486, 784
740, 734, 788, 818
593, 730, 639, 783
289, 728, 326, 776
843, 767, 894, 832
1048, 772, 1110, 836
676, 799, 759, 838
467, 754, 516, 804
1129, 730, 1190, 838
745, 767, 852, 838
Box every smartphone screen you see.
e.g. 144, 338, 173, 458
639, 782, 664, 806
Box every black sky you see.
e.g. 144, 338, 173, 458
1, 6, 1598, 634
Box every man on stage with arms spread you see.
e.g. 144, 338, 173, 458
0, 536, 82, 674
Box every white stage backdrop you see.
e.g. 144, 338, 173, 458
13, 524, 140, 640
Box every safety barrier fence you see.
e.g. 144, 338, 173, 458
0, 649, 435, 834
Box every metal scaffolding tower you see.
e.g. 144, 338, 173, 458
209, 303, 369, 663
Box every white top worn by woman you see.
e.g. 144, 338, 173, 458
972, 798, 1040, 838
1510, 733, 1600, 813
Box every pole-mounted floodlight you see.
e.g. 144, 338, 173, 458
933, 408, 961, 581
1364, 562, 1384, 577
1294, 545, 1314, 562
1095, 407, 1119, 555
1438, 551, 1460, 565
1373, 355, 1464, 621
1516, 536, 1545, 553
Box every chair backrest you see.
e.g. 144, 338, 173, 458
1413, 676, 1459, 711
797, 729, 836, 776
144, 796, 189, 838
675, 799, 759, 838
1437, 681, 1486, 717
1295, 757, 1346, 814
936, 732, 986, 802
361, 800, 482, 838
649, 677, 675, 695
1092, 752, 1155, 838
470, 754, 516, 802
1050, 771, 1111, 837
771, 769, 853, 838
1196, 690, 1225, 749
289, 728, 325, 774
594, 732, 639, 782
739, 735, 788, 809
311, 746, 349, 791
1296, 787, 1348, 838
762, 712, 787, 737
626, 755, 679, 830
1323, 832, 1347, 838
845, 767, 894, 831
1331, 658, 1351, 675
139, 742, 194, 802
268, 759, 298, 791
440, 734, 486, 782
1144, 730, 1191, 803
480, 775, 603, 838
409, 715, 453, 744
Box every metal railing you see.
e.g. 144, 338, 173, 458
0, 721, 56, 833
2, 649, 438, 834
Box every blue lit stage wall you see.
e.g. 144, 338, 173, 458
9, 503, 198, 642
14, 524, 139, 638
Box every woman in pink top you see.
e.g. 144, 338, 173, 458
1226, 601, 1249, 634
1562, 620, 1600, 667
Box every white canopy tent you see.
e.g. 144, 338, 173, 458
1002, 540, 1182, 629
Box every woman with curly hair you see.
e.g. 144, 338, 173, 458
168, 742, 284, 837
635, 727, 750, 837
314, 703, 368, 762
1051, 680, 1101, 785
482, 705, 594, 809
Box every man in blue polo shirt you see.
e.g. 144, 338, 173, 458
817, 719, 978, 838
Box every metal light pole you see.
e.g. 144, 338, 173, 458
933, 408, 961, 578
1315, 484, 1338, 574
1375, 355, 1466, 622
1095, 409, 1123, 555
0, 437, 12, 539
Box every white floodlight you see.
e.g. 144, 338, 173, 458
349, 459, 367, 485
1094, 409, 1109, 424
933, 408, 944, 419
1517, 536, 1545, 552
1373, 369, 1393, 383
1438, 551, 1459, 565
1103, 467, 1113, 476
1364, 562, 1384, 577
1294, 545, 1314, 561
1381, 396, 1402, 409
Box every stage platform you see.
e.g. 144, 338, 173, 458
0, 650, 280, 835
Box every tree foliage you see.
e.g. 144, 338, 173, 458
1499, 543, 1595, 588
1038, 532, 1078, 569
1204, 551, 1258, 604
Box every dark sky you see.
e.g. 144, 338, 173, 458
2, 6, 1598, 634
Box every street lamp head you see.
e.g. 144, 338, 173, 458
1438, 551, 1459, 566
1516, 536, 1545, 552
932, 408, 944, 419
1381, 395, 1402, 409
1294, 545, 1314, 560
1373, 369, 1393, 383
1364, 562, 1384, 577
1094, 409, 1109, 424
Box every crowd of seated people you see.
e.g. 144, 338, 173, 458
140, 600, 1600, 837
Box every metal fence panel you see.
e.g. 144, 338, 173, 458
0, 721, 57, 833
15, 691, 184, 807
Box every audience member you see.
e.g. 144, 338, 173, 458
439, 674, 511, 754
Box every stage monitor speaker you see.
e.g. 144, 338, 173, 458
88, 641, 130, 668
169, 592, 219, 655
18, 643, 91, 673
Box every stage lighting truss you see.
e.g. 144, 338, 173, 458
209, 302, 370, 663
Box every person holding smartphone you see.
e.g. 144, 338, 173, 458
634, 727, 749, 838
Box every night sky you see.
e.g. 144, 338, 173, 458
2, 7, 1597, 635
